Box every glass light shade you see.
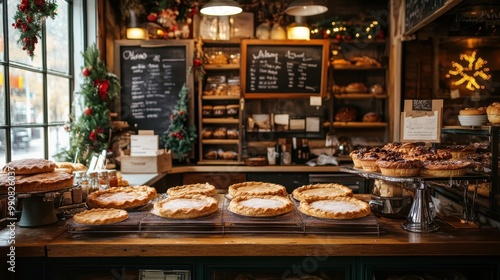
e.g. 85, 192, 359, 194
287, 19, 310, 40
200, 0, 242, 16
285, 0, 328, 16
126, 28, 147, 39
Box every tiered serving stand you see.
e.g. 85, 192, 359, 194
340, 166, 489, 233
17, 187, 74, 227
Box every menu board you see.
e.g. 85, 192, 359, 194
405, 0, 462, 35
114, 40, 194, 136
241, 39, 329, 98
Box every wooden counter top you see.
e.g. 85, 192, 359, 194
168, 164, 342, 174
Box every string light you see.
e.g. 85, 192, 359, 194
446, 50, 492, 91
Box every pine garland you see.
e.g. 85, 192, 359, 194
162, 83, 197, 160
55, 44, 121, 165
12, 0, 58, 58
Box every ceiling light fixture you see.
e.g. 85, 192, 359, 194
285, 0, 328, 17
200, 0, 243, 16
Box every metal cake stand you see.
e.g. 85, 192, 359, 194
17, 187, 73, 227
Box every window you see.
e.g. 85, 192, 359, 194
0, 0, 83, 167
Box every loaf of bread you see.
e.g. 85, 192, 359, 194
335, 107, 357, 122
362, 112, 381, 122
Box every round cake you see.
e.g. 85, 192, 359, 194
86, 185, 157, 209
2, 158, 57, 175
0, 169, 74, 194
228, 181, 287, 198
167, 183, 217, 197
421, 160, 472, 177
152, 194, 219, 219
292, 183, 353, 201
72, 208, 129, 225
228, 195, 293, 217
298, 196, 370, 220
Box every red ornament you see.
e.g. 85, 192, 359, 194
178, 110, 185, 115
98, 79, 110, 100
335, 34, 342, 41
147, 13, 157, 22
82, 67, 91, 77
89, 130, 97, 141
84, 107, 93, 116
377, 30, 385, 40
193, 58, 202, 67
177, 133, 183, 140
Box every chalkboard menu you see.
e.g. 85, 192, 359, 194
114, 40, 194, 136
241, 39, 329, 98
405, 0, 462, 35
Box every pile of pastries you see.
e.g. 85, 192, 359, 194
458, 102, 500, 125
350, 142, 492, 178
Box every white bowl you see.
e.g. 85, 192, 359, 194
458, 115, 487, 126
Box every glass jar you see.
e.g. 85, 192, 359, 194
108, 169, 118, 188
76, 171, 89, 200
86, 171, 99, 196
98, 170, 110, 191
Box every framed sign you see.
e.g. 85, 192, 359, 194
241, 39, 330, 99
401, 99, 443, 143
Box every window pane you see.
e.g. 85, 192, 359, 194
0, 2, 4, 61
0, 129, 5, 167
9, 68, 43, 124
0, 66, 5, 124
48, 75, 70, 123
47, 0, 69, 73
7, 0, 42, 67
11, 127, 43, 160
49, 126, 69, 161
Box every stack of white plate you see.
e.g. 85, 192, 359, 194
458, 115, 487, 126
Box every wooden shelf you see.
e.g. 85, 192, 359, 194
330, 39, 387, 44
201, 139, 239, 145
203, 64, 240, 70
202, 118, 240, 124
331, 65, 386, 70
334, 93, 387, 99
323, 122, 388, 128
197, 159, 244, 165
202, 95, 241, 100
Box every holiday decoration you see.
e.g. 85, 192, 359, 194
189, 36, 205, 79
140, 0, 199, 39
12, 0, 58, 58
55, 44, 121, 165
162, 83, 197, 162
446, 50, 492, 91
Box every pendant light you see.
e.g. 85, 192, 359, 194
200, 0, 242, 16
285, 0, 328, 17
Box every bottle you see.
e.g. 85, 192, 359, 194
275, 143, 281, 165
108, 169, 118, 188
292, 137, 298, 164
98, 170, 110, 191
86, 171, 99, 195
301, 139, 310, 161
281, 144, 292, 165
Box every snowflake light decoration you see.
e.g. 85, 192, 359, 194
446, 51, 492, 91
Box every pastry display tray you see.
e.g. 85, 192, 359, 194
67, 211, 149, 235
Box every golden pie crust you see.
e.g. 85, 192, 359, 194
468, 182, 490, 197
72, 208, 129, 225
292, 183, 353, 201
152, 194, 219, 219
420, 160, 471, 177
228, 195, 294, 217
228, 181, 287, 198
86, 185, 157, 209
2, 158, 57, 175
298, 196, 370, 220
0, 169, 74, 194
167, 183, 217, 197
376, 158, 423, 177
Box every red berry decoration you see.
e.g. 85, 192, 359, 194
84, 108, 92, 116
147, 13, 157, 22
82, 67, 91, 76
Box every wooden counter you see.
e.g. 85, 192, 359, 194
167, 164, 342, 174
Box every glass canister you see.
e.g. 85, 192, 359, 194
86, 171, 99, 195
75, 171, 89, 200
108, 169, 118, 188
98, 170, 110, 191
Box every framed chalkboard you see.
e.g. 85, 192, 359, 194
241, 39, 329, 99
114, 40, 194, 137
405, 0, 463, 35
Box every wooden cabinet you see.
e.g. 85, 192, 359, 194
182, 172, 245, 192
197, 40, 244, 164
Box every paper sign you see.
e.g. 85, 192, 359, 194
310, 96, 322, 106
138, 130, 155, 135
96, 150, 107, 170
306, 117, 320, 132
88, 155, 98, 172
131, 135, 160, 156
401, 99, 443, 143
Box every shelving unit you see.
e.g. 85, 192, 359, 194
197, 40, 244, 165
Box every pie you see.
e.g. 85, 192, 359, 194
228, 195, 294, 217
0, 169, 74, 194
298, 196, 370, 219
292, 183, 353, 201
72, 208, 129, 225
228, 181, 287, 198
420, 160, 471, 177
468, 182, 490, 197
152, 194, 219, 219
376, 155, 423, 177
86, 185, 157, 209
167, 183, 217, 197
2, 158, 57, 175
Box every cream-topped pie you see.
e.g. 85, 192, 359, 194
72, 208, 129, 225
86, 185, 157, 209
152, 194, 218, 219
228, 195, 293, 217
167, 183, 217, 197
228, 181, 287, 198
292, 183, 353, 201
298, 196, 370, 219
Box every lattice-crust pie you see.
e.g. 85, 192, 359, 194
0, 169, 73, 194
152, 194, 219, 219
228, 181, 288, 198
86, 185, 157, 209
228, 195, 294, 217
2, 158, 57, 175
72, 208, 129, 225
298, 196, 370, 219
292, 183, 353, 201
167, 183, 217, 197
